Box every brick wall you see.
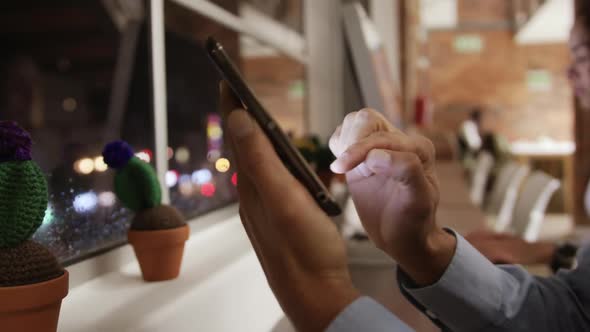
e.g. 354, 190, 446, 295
458, 0, 510, 24
426, 0, 573, 142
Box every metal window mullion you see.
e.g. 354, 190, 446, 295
150, 0, 170, 204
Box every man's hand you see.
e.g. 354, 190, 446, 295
221, 83, 359, 332
330, 109, 456, 286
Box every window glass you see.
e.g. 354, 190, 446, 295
164, 1, 240, 218
0, 1, 153, 264
163, 0, 306, 218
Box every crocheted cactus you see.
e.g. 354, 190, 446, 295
103, 141, 161, 212
0, 122, 48, 249
132, 205, 185, 231
103, 141, 184, 230
0, 122, 63, 286
0, 241, 62, 287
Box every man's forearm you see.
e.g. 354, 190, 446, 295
397, 231, 588, 332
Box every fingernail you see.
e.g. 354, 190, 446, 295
330, 160, 342, 173
369, 149, 391, 168
330, 152, 349, 173
228, 110, 254, 139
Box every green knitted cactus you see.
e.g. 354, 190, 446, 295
103, 141, 161, 212
0, 122, 63, 287
103, 141, 184, 231
0, 128, 48, 249
114, 157, 162, 212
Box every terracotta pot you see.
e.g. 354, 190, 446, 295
128, 224, 190, 282
0, 270, 69, 332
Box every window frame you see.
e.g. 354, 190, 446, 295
66, 0, 309, 286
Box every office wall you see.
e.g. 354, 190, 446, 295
243, 55, 306, 136
427, 30, 572, 141
425, 0, 573, 142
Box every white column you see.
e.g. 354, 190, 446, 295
370, 0, 401, 84
150, 0, 170, 204
304, 0, 345, 142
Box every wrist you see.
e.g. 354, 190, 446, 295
396, 227, 457, 286
284, 278, 361, 332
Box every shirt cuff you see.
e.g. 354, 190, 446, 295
398, 230, 521, 332
325, 297, 413, 332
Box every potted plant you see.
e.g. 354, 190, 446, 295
0, 122, 68, 332
102, 140, 189, 282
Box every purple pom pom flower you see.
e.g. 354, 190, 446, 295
103, 140, 134, 169
0, 121, 32, 162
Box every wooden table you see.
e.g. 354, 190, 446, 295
347, 161, 486, 332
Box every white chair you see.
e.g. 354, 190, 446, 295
511, 172, 561, 242
460, 120, 482, 151
534, 179, 581, 242
485, 162, 530, 232
536, 213, 574, 242
469, 152, 495, 206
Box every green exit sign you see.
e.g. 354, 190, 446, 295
527, 69, 552, 92
454, 35, 484, 53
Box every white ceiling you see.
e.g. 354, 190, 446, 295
420, 0, 458, 30
239, 3, 304, 58
516, 0, 574, 45
420, 0, 573, 45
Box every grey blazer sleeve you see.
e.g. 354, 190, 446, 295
399, 231, 590, 332
325, 297, 414, 332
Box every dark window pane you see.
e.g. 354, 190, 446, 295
0, 1, 153, 264
164, 1, 239, 219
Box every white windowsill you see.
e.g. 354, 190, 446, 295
60, 204, 286, 331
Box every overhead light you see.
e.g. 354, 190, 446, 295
135, 149, 152, 163
215, 158, 231, 173
62, 97, 78, 112
192, 169, 212, 185
167, 147, 174, 160
175, 147, 190, 164
98, 191, 117, 207
94, 156, 108, 172
200, 183, 216, 197
166, 170, 179, 188
73, 192, 98, 213
207, 149, 221, 162
74, 158, 95, 175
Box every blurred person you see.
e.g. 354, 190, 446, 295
221, 4, 590, 332
459, 107, 509, 165
479, 108, 509, 163
458, 108, 483, 158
